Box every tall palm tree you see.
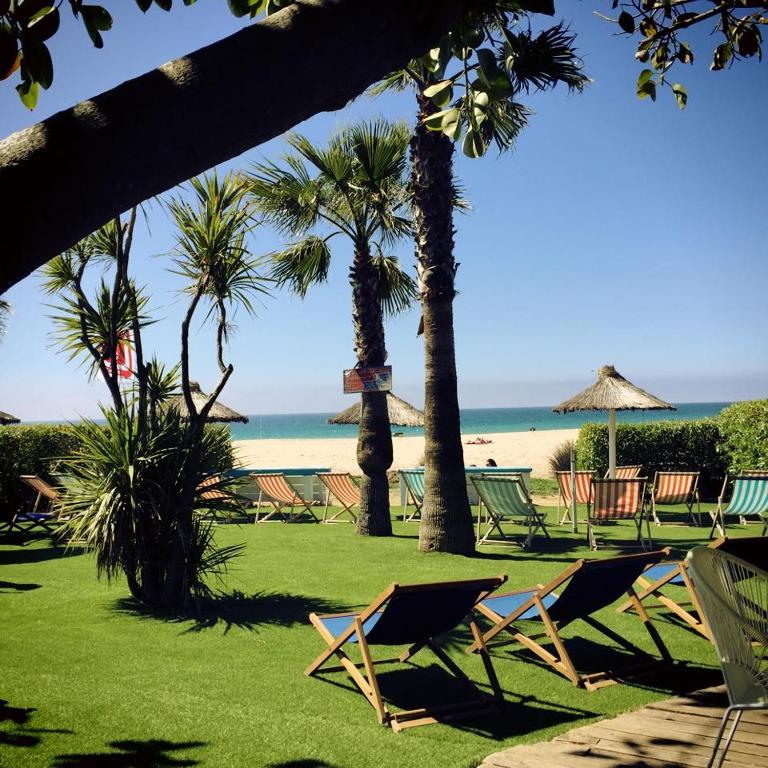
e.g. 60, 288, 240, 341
0, 298, 10, 341
373, 13, 587, 553
248, 120, 415, 536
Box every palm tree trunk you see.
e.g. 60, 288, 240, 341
411, 92, 475, 554
350, 241, 393, 536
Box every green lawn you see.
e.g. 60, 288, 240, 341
1, 506, 744, 768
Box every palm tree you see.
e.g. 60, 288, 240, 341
248, 120, 416, 536
0, 298, 10, 341
373, 13, 587, 553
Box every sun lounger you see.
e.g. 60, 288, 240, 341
252, 472, 319, 523
467, 549, 672, 691
306, 575, 507, 731
0, 475, 61, 539
399, 469, 424, 522
709, 474, 768, 538
316, 472, 359, 523
586, 477, 650, 550
649, 470, 701, 526
555, 470, 594, 525
604, 465, 642, 479
471, 474, 549, 548
196, 474, 248, 523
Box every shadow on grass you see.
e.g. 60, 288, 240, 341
112, 590, 349, 634
0, 698, 73, 749
0, 580, 41, 591
52, 739, 205, 767
265, 762, 340, 768
0, 544, 85, 566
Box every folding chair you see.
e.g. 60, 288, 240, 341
0, 475, 60, 539
617, 536, 768, 641
306, 575, 507, 731
650, 470, 701, 526
471, 474, 549, 548
709, 475, 768, 538
252, 473, 319, 523
555, 470, 595, 525
586, 477, 650, 550
316, 472, 359, 523
604, 465, 642, 479
467, 549, 672, 691
196, 474, 249, 523
399, 470, 424, 522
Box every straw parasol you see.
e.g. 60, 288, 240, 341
0, 411, 20, 425
165, 381, 249, 424
328, 392, 424, 427
553, 365, 675, 478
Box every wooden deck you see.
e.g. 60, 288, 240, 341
480, 686, 768, 768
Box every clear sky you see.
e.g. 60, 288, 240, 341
0, 2, 766, 420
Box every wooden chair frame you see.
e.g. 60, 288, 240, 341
306, 576, 507, 732
709, 475, 768, 539
604, 465, 643, 479
252, 473, 319, 523
1, 475, 60, 538
399, 470, 424, 522
196, 474, 250, 524
467, 550, 672, 691
555, 470, 595, 525
586, 478, 651, 551
650, 471, 701, 527
316, 472, 359, 524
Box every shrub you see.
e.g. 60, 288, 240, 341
548, 440, 575, 476
718, 399, 768, 474
575, 419, 727, 500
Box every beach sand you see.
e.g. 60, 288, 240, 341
232, 427, 578, 478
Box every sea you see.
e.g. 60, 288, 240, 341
228, 402, 730, 441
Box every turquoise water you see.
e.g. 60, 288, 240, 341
229, 402, 730, 440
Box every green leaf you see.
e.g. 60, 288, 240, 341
639, 18, 657, 38
462, 127, 485, 158
618, 11, 635, 34
21, 40, 52, 89
12, 0, 50, 23
710, 42, 732, 71
423, 79, 452, 107
441, 109, 461, 140
80, 5, 113, 48
16, 77, 38, 109
672, 82, 687, 109
423, 107, 458, 131
0, 28, 18, 80
514, 0, 555, 16
636, 69, 656, 101
154, 0, 173, 10
134, 0, 153, 11
677, 42, 694, 65
471, 90, 489, 124
27, 6, 60, 41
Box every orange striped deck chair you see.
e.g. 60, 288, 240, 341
587, 478, 650, 550
650, 471, 701, 526
317, 472, 359, 523
253, 473, 319, 523
555, 470, 595, 525
604, 465, 642, 479
196, 474, 247, 523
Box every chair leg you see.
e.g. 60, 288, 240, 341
708, 706, 741, 768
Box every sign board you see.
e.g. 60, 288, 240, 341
343, 366, 393, 394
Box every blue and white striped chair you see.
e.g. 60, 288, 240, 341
710, 475, 768, 538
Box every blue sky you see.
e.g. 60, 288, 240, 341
0, 2, 766, 420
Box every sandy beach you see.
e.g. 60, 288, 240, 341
233, 427, 578, 478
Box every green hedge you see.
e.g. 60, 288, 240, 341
717, 399, 768, 474
575, 420, 728, 501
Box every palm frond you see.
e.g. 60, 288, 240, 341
0, 298, 10, 339
270, 237, 332, 298
367, 68, 414, 97
372, 252, 418, 317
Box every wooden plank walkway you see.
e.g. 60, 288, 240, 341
480, 686, 768, 768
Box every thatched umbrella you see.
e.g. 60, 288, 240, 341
553, 365, 675, 478
165, 381, 249, 424
0, 411, 20, 425
328, 392, 424, 427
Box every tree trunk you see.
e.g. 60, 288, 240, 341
0, 0, 475, 293
411, 92, 475, 555
350, 242, 393, 536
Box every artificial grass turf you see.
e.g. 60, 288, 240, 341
0, 506, 746, 768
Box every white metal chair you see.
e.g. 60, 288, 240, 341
686, 547, 768, 768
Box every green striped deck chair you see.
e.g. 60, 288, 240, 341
399, 469, 425, 522
471, 474, 549, 548
709, 475, 768, 538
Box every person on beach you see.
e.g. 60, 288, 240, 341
485, 458, 497, 467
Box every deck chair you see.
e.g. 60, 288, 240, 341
306, 575, 507, 732
196, 474, 249, 523
709, 475, 768, 538
586, 477, 650, 550
650, 470, 701, 526
467, 549, 673, 691
617, 536, 768, 641
555, 470, 595, 525
471, 474, 549, 548
0, 475, 61, 538
252, 473, 319, 523
317, 472, 359, 523
604, 465, 642, 479
399, 469, 425, 522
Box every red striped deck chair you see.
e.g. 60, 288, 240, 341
555, 470, 595, 525
317, 472, 359, 523
196, 475, 248, 523
253, 473, 319, 523
587, 478, 650, 550
650, 471, 701, 526
1, 475, 60, 538
604, 465, 642, 479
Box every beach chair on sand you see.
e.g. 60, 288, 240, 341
604, 465, 642, 479
196, 474, 248, 523
252, 473, 319, 523
471, 475, 549, 548
555, 470, 595, 525
467, 549, 673, 691
587, 478, 650, 551
399, 470, 425, 522
0, 475, 61, 539
306, 576, 507, 732
650, 470, 701, 526
709, 475, 768, 538
617, 536, 768, 641
317, 472, 359, 523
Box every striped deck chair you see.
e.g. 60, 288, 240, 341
709, 475, 768, 538
650, 471, 701, 526
317, 472, 359, 523
306, 575, 507, 731
467, 549, 672, 691
252, 473, 319, 523
555, 470, 595, 525
604, 465, 642, 479
196, 474, 248, 523
1, 475, 61, 539
617, 536, 768, 640
399, 469, 425, 522
586, 478, 650, 550
471, 474, 549, 548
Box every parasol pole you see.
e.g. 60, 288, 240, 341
608, 408, 617, 479
570, 443, 577, 534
